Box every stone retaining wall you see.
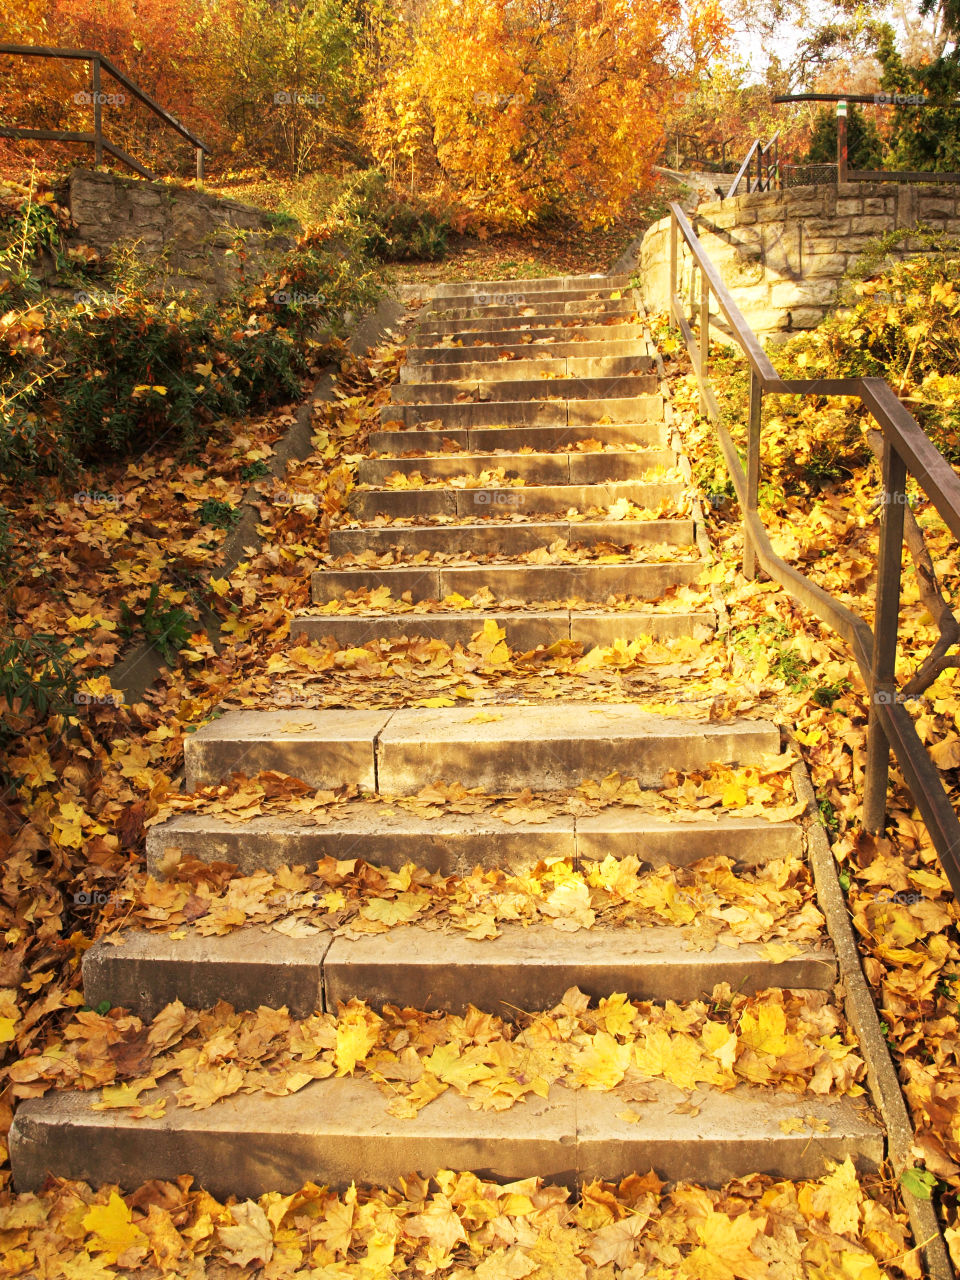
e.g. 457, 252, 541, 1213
67, 168, 298, 298
639, 181, 960, 340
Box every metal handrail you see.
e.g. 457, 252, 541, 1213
0, 44, 210, 181
726, 139, 760, 199
668, 200, 960, 895
726, 134, 780, 198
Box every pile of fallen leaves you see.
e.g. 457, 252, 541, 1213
0, 1162, 918, 1278
8, 986, 865, 1117
0, 335, 407, 1187
100, 848, 821, 948
656, 270, 960, 1252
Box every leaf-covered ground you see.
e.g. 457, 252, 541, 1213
1, 235, 956, 1274
653, 259, 960, 1257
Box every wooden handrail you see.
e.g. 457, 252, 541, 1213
0, 44, 209, 181
669, 200, 960, 895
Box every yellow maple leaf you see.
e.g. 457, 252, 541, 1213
334, 1001, 382, 1075
82, 1192, 148, 1263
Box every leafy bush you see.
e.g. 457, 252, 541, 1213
332, 170, 450, 262
0, 633, 79, 753
0, 184, 382, 482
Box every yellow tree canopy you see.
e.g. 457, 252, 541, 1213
365, 0, 728, 228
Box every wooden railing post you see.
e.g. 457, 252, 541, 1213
92, 55, 103, 166
699, 269, 709, 414
864, 440, 908, 832
743, 372, 762, 579
669, 213, 678, 324
837, 100, 848, 183
196, 146, 204, 186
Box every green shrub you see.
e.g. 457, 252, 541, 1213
0, 632, 79, 753
331, 169, 450, 262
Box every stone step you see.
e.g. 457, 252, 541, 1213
430, 273, 632, 298
415, 320, 644, 342
425, 298, 636, 323
81, 921, 836, 1022
326, 923, 837, 1012
401, 353, 655, 384
357, 448, 672, 487
146, 805, 799, 878
10, 1075, 883, 1199
328, 516, 694, 558
311, 559, 702, 607
348, 479, 685, 521
381, 395, 662, 429
183, 704, 781, 794
368, 422, 670, 454
390, 373, 659, 406
428, 285, 633, 314
406, 340, 653, 366
292, 607, 715, 649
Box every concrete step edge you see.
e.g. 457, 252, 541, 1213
9, 1076, 884, 1198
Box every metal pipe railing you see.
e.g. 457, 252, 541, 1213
0, 45, 210, 182
668, 200, 960, 895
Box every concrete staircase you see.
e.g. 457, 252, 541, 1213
9, 273, 884, 1202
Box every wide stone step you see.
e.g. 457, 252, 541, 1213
415, 319, 644, 342
401, 353, 654, 384
390, 373, 659, 406
81, 921, 836, 1021
430, 273, 631, 298
368, 422, 670, 454
381, 395, 662, 428
311, 560, 702, 607
292, 607, 714, 649
324, 925, 836, 1013
428, 298, 636, 323
348, 479, 685, 521
146, 805, 799, 878
329, 516, 693, 558
10, 1075, 883, 1199
183, 704, 781, 793
429, 286, 632, 314
357, 448, 672, 486
407, 340, 653, 367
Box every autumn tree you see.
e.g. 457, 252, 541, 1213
364, 0, 728, 229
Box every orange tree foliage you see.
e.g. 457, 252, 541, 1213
364, 0, 728, 229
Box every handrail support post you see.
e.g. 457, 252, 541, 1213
92, 55, 102, 166
743, 372, 762, 579
669, 214, 678, 327
699, 271, 710, 414
864, 441, 908, 832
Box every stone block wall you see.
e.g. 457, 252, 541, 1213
67, 168, 298, 298
639, 181, 960, 340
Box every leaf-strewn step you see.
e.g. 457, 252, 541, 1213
10, 1075, 882, 1199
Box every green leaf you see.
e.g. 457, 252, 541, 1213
900, 1166, 938, 1199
